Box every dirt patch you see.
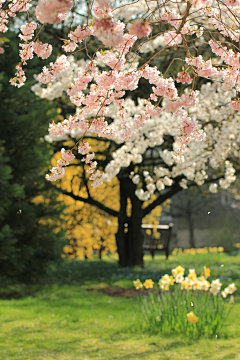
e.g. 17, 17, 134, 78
87, 286, 140, 298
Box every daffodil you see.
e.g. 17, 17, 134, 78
172, 265, 185, 276
143, 279, 154, 289
226, 283, 237, 294
221, 289, 228, 298
229, 295, 234, 304
210, 286, 219, 295
158, 279, 169, 291
201, 281, 210, 291
203, 266, 210, 279
181, 279, 187, 290
175, 274, 184, 283
186, 282, 193, 291
188, 269, 196, 281
211, 279, 222, 290
193, 280, 200, 290
162, 274, 175, 285
133, 279, 143, 290
187, 311, 198, 324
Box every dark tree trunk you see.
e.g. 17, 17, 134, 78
98, 238, 104, 260
188, 212, 195, 248
116, 177, 144, 267
115, 178, 128, 267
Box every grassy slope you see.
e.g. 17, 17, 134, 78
0, 253, 240, 360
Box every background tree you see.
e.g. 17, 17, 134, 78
50, 137, 165, 262
0, 32, 66, 279
4, 0, 240, 268
35, 76, 240, 268
170, 187, 214, 249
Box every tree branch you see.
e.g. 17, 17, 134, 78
143, 181, 182, 217
56, 187, 119, 217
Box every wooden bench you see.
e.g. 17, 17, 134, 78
142, 223, 173, 260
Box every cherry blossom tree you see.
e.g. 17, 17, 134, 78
34, 73, 240, 266
2, 0, 240, 265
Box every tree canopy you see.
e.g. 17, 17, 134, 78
2, 0, 240, 266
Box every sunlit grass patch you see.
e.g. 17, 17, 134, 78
0, 286, 240, 359
0, 252, 240, 359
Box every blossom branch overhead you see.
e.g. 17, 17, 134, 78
1, 0, 240, 197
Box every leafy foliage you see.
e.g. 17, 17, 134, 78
0, 33, 66, 279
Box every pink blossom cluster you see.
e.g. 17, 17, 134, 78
32, 41, 52, 59
0, 0, 32, 34
174, 115, 206, 160
37, 55, 70, 83
92, 0, 125, 47
78, 142, 91, 155
45, 166, 65, 181
159, 9, 196, 38
3, 0, 240, 191
204, 6, 240, 42
230, 98, 240, 112
9, 64, 26, 88
16, 21, 52, 85
78, 143, 105, 187
36, 0, 73, 24
176, 71, 192, 85
225, 0, 238, 5
127, 21, 152, 39
69, 25, 93, 43
209, 39, 240, 90
186, 55, 218, 78
19, 21, 37, 41
144, 101, 163, 117
164, 90, 199, 113
45, 51, 206, 182
96, 50, 125, 71
90, 171, 105, 188
63, 25, 94, 52
164, 31, 182, 46
46, 147, 75, 181
19, 41, 52, 64
159, 9, 181, 29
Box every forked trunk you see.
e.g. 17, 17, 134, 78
116, 177, 144, 267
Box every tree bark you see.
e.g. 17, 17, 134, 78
127, 187, 144, 267
115, 178, 128, 267
188, 212, 195, 248
116, 177, 144, 267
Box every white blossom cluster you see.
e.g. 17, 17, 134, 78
32, 63, 239, 201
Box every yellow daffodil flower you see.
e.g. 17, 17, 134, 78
188, 269, 197, 281
133, 279, 143, 290
227, 283, 237, 294
203, 266, 210, 279
172, 265, 185, 276
143, 279, 154, 289
187, 311, 198, 324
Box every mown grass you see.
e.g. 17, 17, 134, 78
0, 252, 240, 359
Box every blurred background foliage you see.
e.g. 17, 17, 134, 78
0, 32, 66, 280
1, 13, 240, 278
50, 140, 167, 260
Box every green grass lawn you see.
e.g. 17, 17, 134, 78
0, 252, 240, 360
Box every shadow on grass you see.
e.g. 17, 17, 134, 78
1, 252, 240, 299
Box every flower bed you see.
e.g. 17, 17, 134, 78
133, 266, 236, 338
